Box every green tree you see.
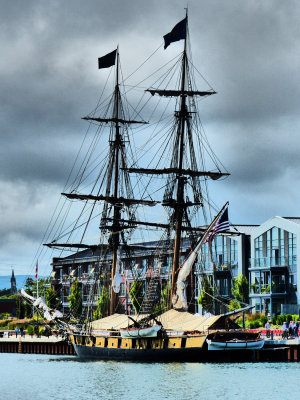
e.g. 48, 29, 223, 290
68, 280, 82, 319
232, 274, 249, 308
45, 286, 60, 309
198, 275, 214, 314
154, 282, 170, 315
228, 299, 241, 311
25, 277, 34, 290
129, 279, 144, 314
0, 288, 11, 298
93, 286, 110, 320
16, 294, 26, 319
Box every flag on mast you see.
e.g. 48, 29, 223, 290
205, 207, 230, 242
35, 260, 38, 279
98, 49, 117, 69
163, 17, 187, 49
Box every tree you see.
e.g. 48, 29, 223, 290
25, 277, 34, 290
129, 279, 144, 314
232, 274, 249, 308
154, 282, 170, 315
93, 286, 110, 320
0, 288, 11, 298
228, 299, 241, 311
45, 286, 60, 309
198, 275, 214, 314
68, 280, 82, 319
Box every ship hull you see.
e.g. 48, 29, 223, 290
73, 343, 205, 361
70, 333, 207, 361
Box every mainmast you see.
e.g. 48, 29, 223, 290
126, 12, 229, 310
170, 17, 188, 302
110, 49, 121, 315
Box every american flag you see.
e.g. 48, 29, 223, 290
206, 207, 230, 242
35, 260, 38, 279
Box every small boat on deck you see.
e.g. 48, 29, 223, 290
120, 325, 161, 338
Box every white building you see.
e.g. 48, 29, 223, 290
249, 217, 299, 316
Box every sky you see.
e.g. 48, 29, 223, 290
1, 0, 300, 276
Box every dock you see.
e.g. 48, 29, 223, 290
1, 334, 299, 361
0, 335, 75, 355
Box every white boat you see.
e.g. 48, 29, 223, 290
207, 337, 265, 351
120, 325, 161, 338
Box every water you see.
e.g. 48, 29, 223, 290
0, 354, 299, 400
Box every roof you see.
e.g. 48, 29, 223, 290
232, 225, 259, 235
91, 313, 148, 330
282, 217, 300, 225
91, 310, 240, 332
157, 309, 222, 331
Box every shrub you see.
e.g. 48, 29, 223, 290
0, 319, 11, 327
260, 316, 268, 326
271, 316, 277, 325
249, 321, 260, 329
27, 325, 34, 336
286, 314, 292, 323
247, 312, 263, 322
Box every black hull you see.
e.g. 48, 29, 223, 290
72, 343, 272, 362
73, 343, 205, 362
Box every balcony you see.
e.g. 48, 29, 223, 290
195, 262, 237, 274
250, 283, 287, 296
249, 256, 296, 269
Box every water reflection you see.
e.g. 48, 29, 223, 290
1, 354, 300, 400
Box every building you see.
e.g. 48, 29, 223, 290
195, 225, 256, 314
51, 239, 189, 314
249, 217, 299, 316
50, 232, 248, 315
49, 217, 300, 317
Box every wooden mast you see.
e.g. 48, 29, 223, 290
110, 47, 120, 315
170, 12, 188, 304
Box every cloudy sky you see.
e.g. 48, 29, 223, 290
1, 0, 300, 276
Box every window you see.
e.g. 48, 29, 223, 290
255, 236, 263, 265
230, 240, 237, 265
288, 232, 296, 265
120, 283, 125, 296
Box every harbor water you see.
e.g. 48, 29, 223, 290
0, 354, 299, 400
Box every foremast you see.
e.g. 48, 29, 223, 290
45, 48, 151, 315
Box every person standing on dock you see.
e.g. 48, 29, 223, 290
282, 322, 288, 339
15, 327, 19, 338
265, 320, 271, 338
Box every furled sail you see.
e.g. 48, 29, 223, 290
21, 288, 64, 321
112, 252, 123, 293
172, 202, 229, 310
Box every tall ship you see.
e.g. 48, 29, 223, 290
22, 12, 264, 360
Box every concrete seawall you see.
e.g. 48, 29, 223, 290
0, 336, 75, 355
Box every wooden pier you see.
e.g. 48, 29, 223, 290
0, 336, 75, 355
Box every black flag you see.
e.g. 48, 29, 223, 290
98, 49, 117, 69
163, 18, 187, 50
